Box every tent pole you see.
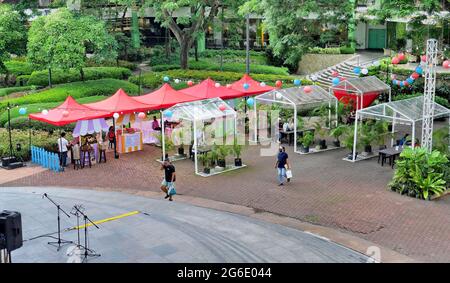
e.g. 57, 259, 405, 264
294, 105, 297, 153
161, 110, 165, 161
352, 112, 358, 162
193, 119, 198, 175
113, 117, 118, 159
388, 89, 391, 102
28, 117, 31, 152
335, 99, 338, 127
254, 98, 258, 143
412, 121, 415, 148
391, 113, 396, 147
328, 99, 331, 128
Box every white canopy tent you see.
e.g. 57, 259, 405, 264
162, 98, 237, 176
253, 86, 338, 153
351, 96, 450, 161
330, 76, 392, 111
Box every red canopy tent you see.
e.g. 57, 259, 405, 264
85, 88, 155, 115
179, 78, 244, 100
231, 74, 274, 95
134, 83, 199, 110
29, 96, 111, 126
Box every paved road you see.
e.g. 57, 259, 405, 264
0, 187, 368, 263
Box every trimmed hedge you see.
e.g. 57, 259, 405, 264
339, 46, 356, 54
0, 79, 138, 110
85, 59, 138, 71
27, 67, 132, 86
0, 96, 107, 126
3, 60, 35, 76
152, 59, 289, 75
130, 70, 304, 90
308, 47, 341, 54
0, 85, 38, 97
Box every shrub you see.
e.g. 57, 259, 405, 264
27, 67, 132, 86
3, 60, 35, 76
308, 47, 341, 54
15, 75, 31, 86
0, 85, 38, 97
0, 96, 107, 126
339, 46, 356, 54
85, 59, 138, 71
0, 79, 138, 110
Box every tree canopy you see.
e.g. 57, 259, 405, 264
0, 4, 27, 73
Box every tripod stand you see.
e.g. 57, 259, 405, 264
73, 205, 101, 263
43, 193, 73, 251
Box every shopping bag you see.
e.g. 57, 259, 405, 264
168, 185, 177, 196
286, 169, 293, 179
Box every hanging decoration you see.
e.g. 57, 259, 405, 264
62, 110, 69, 117
443, 60, 450, 69
138, 112, 146, 119
215, 82, 221, 88
218, 104, 227, 111
164, 110, 173, 118
332, 77, 340, 85
174, 79, 180, 84
353, 67, 361, 75
247, 98, 254, 107
275, 80, 282, 88
293, 79, 301, 86
390, 65, 423, 88
243, 83, 250, 90
303, 86, 312, 93
260, 82, 266, 87
41, 109, 49, 115
187, 80, 194, 86
163, 76, 170, 82
19, 108, 27, 115
331, 71, 339, 77
113, 112, 120, 119
361, 68, 369, 75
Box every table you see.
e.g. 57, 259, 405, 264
279, 130, 295, 146
379, 146, 404, 168
190, 146, 212, 161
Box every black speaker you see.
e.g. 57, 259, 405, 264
0, 211, 23, 252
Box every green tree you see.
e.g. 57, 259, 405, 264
27, 8, 117, 87
0, 5, 27, 77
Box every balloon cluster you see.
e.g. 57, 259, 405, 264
391, 53, 406, 65
391, 65, 423, 88
354, 67, 369, 76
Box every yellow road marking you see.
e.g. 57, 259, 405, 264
68, 211, 140, 230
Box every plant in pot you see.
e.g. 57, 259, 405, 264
176, 129, 185, 156
359, 122, 375, 155
313, 121, 328, 150
341, 125, 359, 160
300, 131, 314, 153
232, 138, 243, 167
329, 125, 346, 147
199, 152, 211, 174
216, 144, 229, 168
373, 120, 390, 149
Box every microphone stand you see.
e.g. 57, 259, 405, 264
73, 205, 101, 263
43, 193, 73, 251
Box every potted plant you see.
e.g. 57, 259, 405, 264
329, 125, 346, 147
359, 122, 375, 155
373, 121, 391, 149
199, 152, 211, 174
176, 129, 185, 156
300, 131, 314, 153
215, 144, 229, 168
342, 126, 359, 160
314, 121, 328, 150
232, 138, 243, 167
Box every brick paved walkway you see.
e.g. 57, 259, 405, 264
2, 142, 450, 262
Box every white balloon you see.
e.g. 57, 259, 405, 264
311, 75, 318, 81
174, 79, 180, 84
260, 82, 266, 87
41, 109, 48, 115
361, 68, 369, 75
373, 60, 380, 66
215, 83, 221, 88
275, 92, 282, 99
113, 113, 120, 119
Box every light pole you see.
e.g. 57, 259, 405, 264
245, 14, 250, 74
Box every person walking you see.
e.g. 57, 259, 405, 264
57, 132, 69, 169
160, 158, 176, 201
275, 146, 290, 186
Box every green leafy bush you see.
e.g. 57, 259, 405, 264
0, 85, 38, 97
0, 79, 138, 110
389, 147, 449, 200
0, 96, 107, 126
3, 60, 35, 76
339, 46, 356, 54
308, 47, 341, 54
85, 59, 138, 71
27, 67, 132, 86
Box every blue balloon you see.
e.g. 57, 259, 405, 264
400, 81, 404, 87
163, 76, 170, 82
392, 79, 398, 85
18, 108, 27, 115
247, 98, 254, 107
406, 77, 414, 84
243, 83, 250, 90
293, 79, 301, 86
353, 67, 361, 75
415, 66, 423, 75
164, 110, 173, 118
332, 77, 340, 85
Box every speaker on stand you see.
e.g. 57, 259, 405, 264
0, 210, 23, 263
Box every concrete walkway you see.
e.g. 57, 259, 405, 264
0, 187, 369, 263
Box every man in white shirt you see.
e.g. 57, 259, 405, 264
57, 132, 69, 168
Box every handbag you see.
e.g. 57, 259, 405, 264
286, 169, 293, 179
168, 184, 177, 196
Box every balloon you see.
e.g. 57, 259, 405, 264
303, 86, 312, 93
164, 110, 173, 118
163, 76, 170, 82
391, 74, 397, 80
331, 71, 339, 77
391, 57, 400, 65
403, 81, 409, 87
392, 79, 398, 85
187, 80, 194, 86
421, 55, 427, 62
138, 112, 146, 119
62, 110, 69, 117
373, 60, 380, 67
293, 79, 301, 86
42, 109, 49, 115
113, 113, 120, 119
243, 83, 250, 90
275, 92, 282, 99
353, 67, 361, 75
310, 75, 318, 81
247, 98, 254, 107
219, 104, 227, 111
361, 68, 369, 75
332, 77, 340, 85
443, 60, 450, 69
215, 83, 221, 88
399, 81, 404, 87
411, 72, 420, 79
226, 84, 232, 88
406, 77, 414, 84
260, 82, 266, 87
275, 80, 282, 88
174, 79, 180, 84
398, 53, 406, 61
415, 66, 423, 75
18, 108, 27, 115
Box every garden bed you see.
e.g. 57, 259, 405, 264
197, 164, 247, 178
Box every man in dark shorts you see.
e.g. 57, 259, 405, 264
160, 159, 176, 201
275, 146, 290, 186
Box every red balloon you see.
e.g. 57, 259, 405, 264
275, 80, 282, 88
403, 81, 409, 87
421, 55, 427, 62
219, 104, 227, 111
443, 60, 450, 69
331, 71, 339, 77
303, 86, 312, 93
138, 112, 146, 119
392, 57, 400, 65
62, 110, 69, 117
411, 72, 420, 79
397, 53, 405, 61
187, 80, 194, 86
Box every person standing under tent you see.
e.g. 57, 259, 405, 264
152, 116, 161, 131
160, 158, 176, 201
57, 132, 69, 169
108, 126, 116, 149
275, 146, 290, 186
